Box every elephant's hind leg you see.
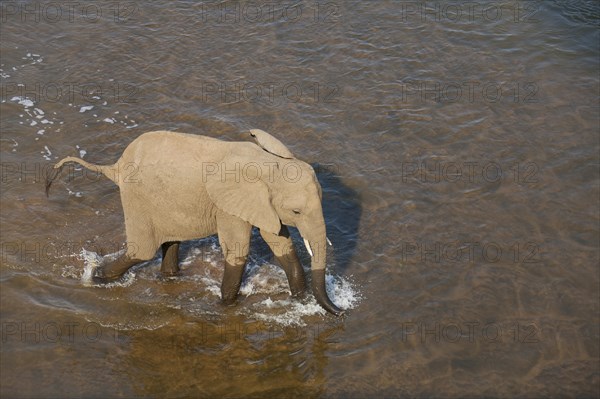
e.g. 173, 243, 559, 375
161, 241, 180, 276
260, 226, 307, 297
92, 232, 158, 284
92, 253, 143, 283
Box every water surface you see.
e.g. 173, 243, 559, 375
1, 1, 599, 397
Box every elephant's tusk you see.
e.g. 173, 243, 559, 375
327, 237, 332, 246
303, 238, 314, 257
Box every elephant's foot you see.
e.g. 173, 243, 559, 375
92, 255, 141, 284
92, 266, 124, 284
221, 262, 245, 305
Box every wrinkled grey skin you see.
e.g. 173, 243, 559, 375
46, 129, 344, 316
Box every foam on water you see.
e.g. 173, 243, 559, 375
326, 273, 362, 310
79, 249, 101, 285
239, 262, 291, 296
41, 145, 52, 161
10, 96, 34, 108
234, 253, 361, 326
84, 318, 170, 332
249, 298, 327, 327
5, 51, 138, 163
241, 271, 361, 327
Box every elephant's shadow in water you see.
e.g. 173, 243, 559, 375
178, 164, 361, 278
313, 163, 362, 275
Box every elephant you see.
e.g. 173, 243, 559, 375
46, 129, 344, 316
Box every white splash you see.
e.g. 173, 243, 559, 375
67, 239, 361, 328
41, 145, 52, 160
326, 273, 362, 310
239, 263, 290, 296
241, 272, 361, 327
80, 249, 102, 285
66, 188, 83, 197
79, 248, 136, 288
23, 53, 43, 64
85, 319, 170, 332
79, 105, 94, 113
10, 96, 34, 107
250, 298, 328, 327
220, 249, 362, 326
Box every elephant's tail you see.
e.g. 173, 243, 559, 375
45, 156, 118, 197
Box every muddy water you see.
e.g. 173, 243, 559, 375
1, 1, 598, 398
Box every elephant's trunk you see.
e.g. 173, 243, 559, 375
303, 230, 344, 316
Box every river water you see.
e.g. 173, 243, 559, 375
1, 1, 598, 398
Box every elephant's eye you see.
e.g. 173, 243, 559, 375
292, 209, 301, 214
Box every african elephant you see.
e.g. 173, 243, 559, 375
46, 129, 344, 316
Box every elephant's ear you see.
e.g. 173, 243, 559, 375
205, 160, 281, 235
249, 129, 295, 159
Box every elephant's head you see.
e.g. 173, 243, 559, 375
205, 129, 343, 315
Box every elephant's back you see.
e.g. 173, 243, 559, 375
114, 130, 228, 190
118, 131, 223, 167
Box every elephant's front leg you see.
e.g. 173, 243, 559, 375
260, 226, 307, 297
161, 241, 180, 276
216, 211, 252, 305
